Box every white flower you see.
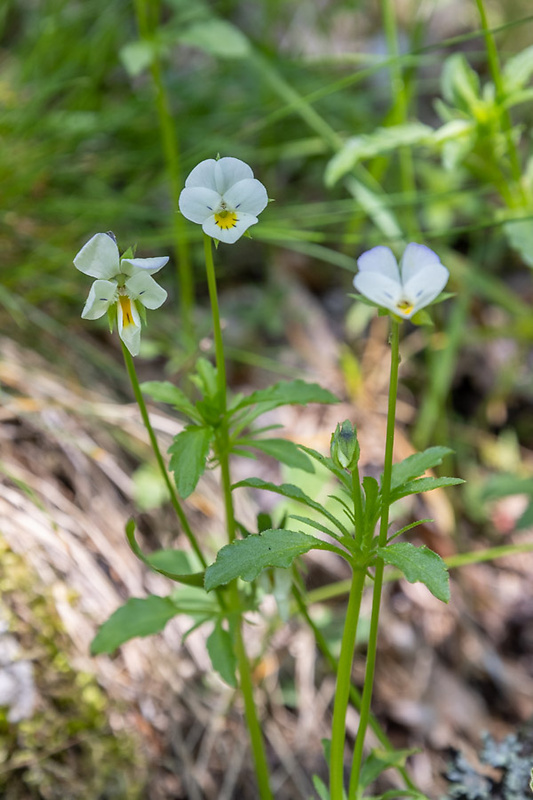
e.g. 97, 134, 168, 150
74, 232, 168, 356
353, 243, 449, 319
178, 156, 268, 244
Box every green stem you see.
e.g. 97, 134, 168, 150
329, 567, 367, 800
121, 342, 207, 568
133, 0, 194, 334
203, 236, 272, 799
348, 319, 400, 798
203, 234, 227, 406
475, 0, 525, 201
293, 583, 418, 793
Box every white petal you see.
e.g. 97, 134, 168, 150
184, 159, 218, 190
81, 279, 117, 320
125, 271, 167, 309
214, 157, 254, 194
356, 246, 400, 282
117, 296, 142, 356
202, 212, 258, 244
403, 262, 450, 313
74, 233, 120, 279
353, 271, 402, 311
400, 243, 442, 284
121, 256, 169, 275
223, 178, 268, 216
179, 187, 222, 224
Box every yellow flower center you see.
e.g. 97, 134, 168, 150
214, 209, 238, 230
119, 295, 135, 327
396, 299, 414, 315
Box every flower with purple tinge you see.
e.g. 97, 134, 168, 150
353, 243, 449, 319
179, 157, 268, 244
74, 232, 168, 356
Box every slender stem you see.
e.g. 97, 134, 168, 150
203, 237, 272, 799
133, 0, 194, 333
329, 567, 367, 800
475, 0, 525, 202
203, 234, 227, 406
348, 319, 400, 798
121, 342, 207, 568
293, 583, 418, 794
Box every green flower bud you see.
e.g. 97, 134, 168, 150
330, 420, 360, 471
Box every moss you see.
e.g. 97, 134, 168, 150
0, 536, 148, 800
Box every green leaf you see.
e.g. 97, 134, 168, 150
119, 40, 157, 77
359, 747, 419, 790
231, 379, 338, 413
503, 218, 533, 268
390, 476, 464, 503
206, 621, 237, 687
141, 380, 200, 421
390, 446, 453, 490
126, 519, 204, 586
233, 477, 350, 538
240, 438, 315, 473
325, 123, 432, 186
503, 45, 533, 93
297, 444, 351, 489
378, 542, 450, 602
204, 529, 330, 591
91, 596, 179, 654
363, 476, 381, 534
441, 53, 482, 113
168, 425, 213, 498
177, 19, 251, 59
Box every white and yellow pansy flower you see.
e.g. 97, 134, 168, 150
74, 232, 168, 356
353, 243, 449, 320
178, 156, 268, 244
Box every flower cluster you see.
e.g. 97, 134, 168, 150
74, 232, 168, 356
353, 243, 449, 320
179, 156, 268, 245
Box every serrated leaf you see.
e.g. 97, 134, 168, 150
390, 447, 453, 490
168, 425, 213, 498
141, 380, 200, 421
91, 596, 179, 654
126, 519, 204, 586
390, 476, 464, 503
325, 123, 432, 186
204, 529, 329, 591
231, 379, 338, 413
233, 477, 350, 538
240, 438, 315, 473
378, 542, 450, 602
177, 19, 251, 59
206, 621, 237, 687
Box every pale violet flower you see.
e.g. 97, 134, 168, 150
74, 232, 168, 356
178, 156, 268, 244
353, 243, 449, 320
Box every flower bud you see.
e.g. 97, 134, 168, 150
330, 420, 360, 471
